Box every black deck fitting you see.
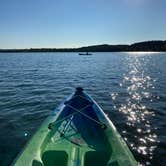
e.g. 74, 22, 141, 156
76, 87, 83, 92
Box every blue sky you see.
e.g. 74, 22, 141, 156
0, 0, 166, 48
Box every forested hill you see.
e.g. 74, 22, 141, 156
0, 40, 166, 52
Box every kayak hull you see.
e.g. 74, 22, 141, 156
12, 88, 137, 166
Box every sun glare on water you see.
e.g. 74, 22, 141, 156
111, 55, 159, 165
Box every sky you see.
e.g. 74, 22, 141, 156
0, 0, 166, 48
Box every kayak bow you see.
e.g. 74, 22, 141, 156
12, 87, 137, 166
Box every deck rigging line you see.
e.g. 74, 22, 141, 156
65, 104, 105, 128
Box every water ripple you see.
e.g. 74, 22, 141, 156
0, 52, 166, 166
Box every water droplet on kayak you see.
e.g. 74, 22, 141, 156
24, 133, 28, 137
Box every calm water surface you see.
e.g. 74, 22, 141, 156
0, 52, 165, 166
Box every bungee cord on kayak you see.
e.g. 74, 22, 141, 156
48, 93, 107, 131
65, 103, 107, 129
48, 103, 92, 130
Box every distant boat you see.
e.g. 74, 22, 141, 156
79, 52, 92, 55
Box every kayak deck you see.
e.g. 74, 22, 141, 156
42, 93, 110, 166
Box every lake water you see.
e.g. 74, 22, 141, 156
0, 52, 165, 166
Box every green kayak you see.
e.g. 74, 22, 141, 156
12, 87, 137, 166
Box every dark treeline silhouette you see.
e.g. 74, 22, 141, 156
0, 40, 166, 52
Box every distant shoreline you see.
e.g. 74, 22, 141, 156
0, 40, 166, 52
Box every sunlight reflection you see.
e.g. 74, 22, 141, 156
111, 55, 159, 162
125, 52, 160, 56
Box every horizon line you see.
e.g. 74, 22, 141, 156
0, 40, 165, 50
